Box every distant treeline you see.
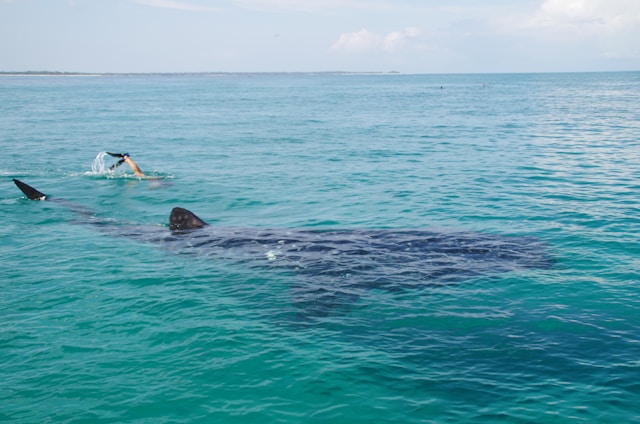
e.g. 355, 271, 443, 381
1, 71, 401, 76
0, 71, 96, 75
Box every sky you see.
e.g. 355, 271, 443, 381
1, 0, 639, 73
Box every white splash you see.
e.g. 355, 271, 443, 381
91, 151, 122, 175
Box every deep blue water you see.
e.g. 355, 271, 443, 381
1, 72, 640, 423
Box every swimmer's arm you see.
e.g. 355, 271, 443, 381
123, 155, 145, 177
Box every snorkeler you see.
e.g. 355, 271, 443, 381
107, 152, 145, 177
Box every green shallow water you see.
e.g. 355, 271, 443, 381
1, 72, 640, 423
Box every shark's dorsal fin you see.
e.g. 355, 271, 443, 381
169, 207, 208, 230
13, 179, 47, 200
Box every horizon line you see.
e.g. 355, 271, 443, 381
1, 70, 638, 77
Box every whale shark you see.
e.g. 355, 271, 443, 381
13, 179, 551, 316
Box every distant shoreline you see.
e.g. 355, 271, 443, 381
0, 72, 102, 77
1, 70, 637, 77
0, 71, 402, 77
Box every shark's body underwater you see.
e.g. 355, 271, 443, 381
13, 179, 551, 314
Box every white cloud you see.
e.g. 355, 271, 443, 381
507, 0, 640, 58
131, 0, 221, 13
522, 0, 640, 35
331, 27, 421, 54
330, 29, 380, 53
382, 27, 420, 52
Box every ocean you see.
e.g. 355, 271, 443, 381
1, 72, 639, 423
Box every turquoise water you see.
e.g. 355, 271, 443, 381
1, 72, 639, 423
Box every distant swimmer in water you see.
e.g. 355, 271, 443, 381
107, 152, 145, 177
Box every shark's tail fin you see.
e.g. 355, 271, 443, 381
170, 207, 208, 230
13, 179, 47, 201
